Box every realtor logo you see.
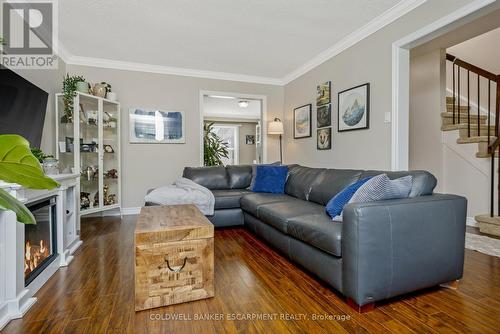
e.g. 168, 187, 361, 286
1, 0, 58, 69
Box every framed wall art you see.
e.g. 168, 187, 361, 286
316, 81, 331, 106
294, 104, 312, 139
338, 83, 370, 132
129, 108, 185, 143
317, 127, 331, 150
317, 104, 331, 128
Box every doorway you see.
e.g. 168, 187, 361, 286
200, 91, 266, 166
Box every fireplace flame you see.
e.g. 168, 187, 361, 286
24, 238, 50, 279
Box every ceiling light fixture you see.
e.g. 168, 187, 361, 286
238, 100, 249, 108
207, 95, 235, 99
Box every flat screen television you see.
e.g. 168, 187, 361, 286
0, 66, 49, 147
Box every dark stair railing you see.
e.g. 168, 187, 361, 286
446, 53, 500, 216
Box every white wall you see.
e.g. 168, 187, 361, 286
66, 64, 284, 207
282, 0, 478, 170
409, 48, 445, 191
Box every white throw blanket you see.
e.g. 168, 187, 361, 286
144, 178, 215, 215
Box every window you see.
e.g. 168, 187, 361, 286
212, 124, 239, 165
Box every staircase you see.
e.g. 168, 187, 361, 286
445, 53, 500, 236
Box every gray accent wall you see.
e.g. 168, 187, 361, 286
66, 64, 284, 207
283, 0, 477, 170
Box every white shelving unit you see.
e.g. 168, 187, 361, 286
55, 92, 121, 216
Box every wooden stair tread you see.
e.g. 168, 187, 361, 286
441, 123, 494, 131
475, 214, 500, 225
445, 104, 470, 111
456, 136, 497, 144
441, 112, 486, 119
476, 151, 499, 158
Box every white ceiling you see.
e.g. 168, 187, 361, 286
447, 27, 500, 74
59, 0, 419, 83
203, 96, 261, 120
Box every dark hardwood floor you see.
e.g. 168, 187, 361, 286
3, 216, 500, 333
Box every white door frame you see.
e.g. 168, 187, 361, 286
391, 0, 495, 170
199, 90, 267, 166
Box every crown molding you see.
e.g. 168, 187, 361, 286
282, 0, 427, 84
64, 55, 285, 85
59, 0, 427, 86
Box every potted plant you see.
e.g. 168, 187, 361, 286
0, 135, 59, 224
203, 122, 229, 166
62, 74, 86, 123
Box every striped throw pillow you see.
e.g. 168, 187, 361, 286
348, 173, 413, 205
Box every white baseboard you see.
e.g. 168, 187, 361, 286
121, 207, 141, 215
466, 216, 478, 227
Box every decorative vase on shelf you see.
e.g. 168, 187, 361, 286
42, 158, 59, 175
106, 92, 117, 101
93, 83, 108, 98
76, 81, 90, 94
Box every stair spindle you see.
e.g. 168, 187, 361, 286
453, 63, 456, 124
458, 66, 461, 124
492, 150, 495, 217
467, 70, 470, 138
477, 74, 480, 137
488, 80, 491, 145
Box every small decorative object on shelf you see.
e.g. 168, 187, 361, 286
42, 157, 59, 175
86, 110, 98, 125
92, 82, 111, 98
80, 142, 97, 152
76, 81, 90, 94
103, 144, 114, 153
105, 169, 118, 179
103, 112, 117, 128
106, 91, 117, 101
83, 166, 95, 181
80, 192, 91, 209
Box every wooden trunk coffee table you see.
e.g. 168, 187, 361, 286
134, 204, 214, 311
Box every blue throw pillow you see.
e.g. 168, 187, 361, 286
325, 177, 373, 219
252, 165, 289, 194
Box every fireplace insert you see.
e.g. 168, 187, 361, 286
24, 196, 57, 286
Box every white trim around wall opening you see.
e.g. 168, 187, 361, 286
391, 0, 496, 171
199, 90, 268, 166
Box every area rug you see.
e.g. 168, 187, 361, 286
465, 233, 500, 258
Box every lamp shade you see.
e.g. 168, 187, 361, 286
268, 119, 284, 135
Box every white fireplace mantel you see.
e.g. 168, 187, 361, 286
0, 174, 81, 330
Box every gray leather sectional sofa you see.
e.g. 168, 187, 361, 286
173, 164, 466, 309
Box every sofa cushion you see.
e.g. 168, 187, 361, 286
285, 165, 325, 200
308, 169, 362, 205
240, 193, 291, 217
287, 214, 343, 257
325, 177, 373, 219
252, 165, 289, 193
359, 170, 436, 197
227, 165, 252, 189
256, 198, 325, 234
183, 166, 229, 190
212, 189, 252, 209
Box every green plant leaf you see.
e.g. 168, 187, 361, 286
0, 135, 59, 189
0, 188, 35, 224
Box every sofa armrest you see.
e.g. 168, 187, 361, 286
342, 194, 466, 306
